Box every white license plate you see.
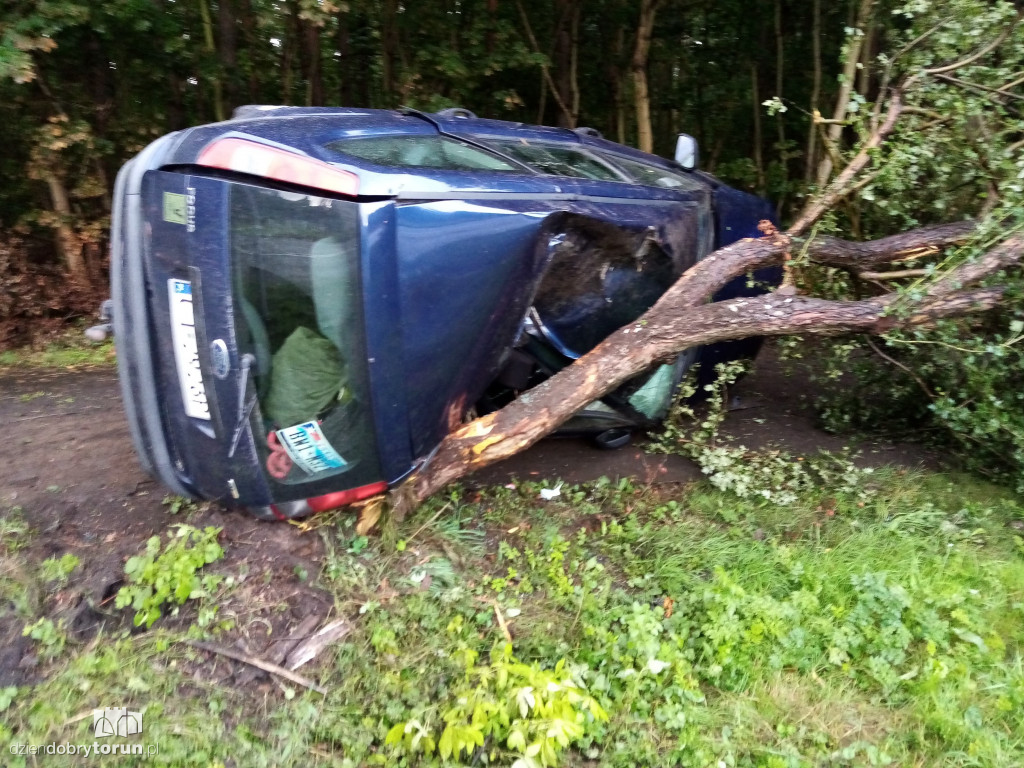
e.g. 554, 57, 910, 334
168, 279, 210, 420
276, 421, 348, 475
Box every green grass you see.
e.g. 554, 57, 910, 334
2, 471, 1023, 766
0, 327, 114, 369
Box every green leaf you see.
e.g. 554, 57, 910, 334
507, 728, 526, 752
438, 725, 454, 760
385, 722, 405, 746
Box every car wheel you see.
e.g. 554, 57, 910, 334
592, 428, 632, 450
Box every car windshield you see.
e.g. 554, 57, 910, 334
229, 185, 382, 493
325, 135, 527, 172
484, 140, 623, 180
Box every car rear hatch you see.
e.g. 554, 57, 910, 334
115, 141, 389, 509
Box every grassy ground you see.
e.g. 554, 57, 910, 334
0, 328, 114, 369
2, 468, 1022, 767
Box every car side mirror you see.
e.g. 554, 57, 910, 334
674, 134, 699, 170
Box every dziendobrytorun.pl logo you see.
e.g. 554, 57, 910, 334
8, 704, 159, 758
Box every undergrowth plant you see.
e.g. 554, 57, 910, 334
386, 644, 607, 767
649, 361, 876, 504
114, 525, 225, 628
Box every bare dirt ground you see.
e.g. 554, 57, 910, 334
0, 347, 942, 688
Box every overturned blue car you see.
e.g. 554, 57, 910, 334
110, 106, 775, 520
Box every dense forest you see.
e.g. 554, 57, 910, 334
1, 1, 1011, 299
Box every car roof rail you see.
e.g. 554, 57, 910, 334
434, 107, 478, 119
573, 126, 603, 139
231, 104, 289, 119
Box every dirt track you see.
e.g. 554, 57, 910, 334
0, 348, 941, 687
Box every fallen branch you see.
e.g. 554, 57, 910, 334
184, 639, 328, 695
476, 597, 513, 643
283, 619, 352, 671
405, 227, 1020, 505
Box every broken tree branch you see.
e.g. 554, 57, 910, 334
663, 219, 975, 310
407, 228, 1020, 504
791, 88, 904, 235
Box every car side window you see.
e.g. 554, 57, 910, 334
485, 141, 623, 181
598, 153, 704, 191
325, 136, 526, 172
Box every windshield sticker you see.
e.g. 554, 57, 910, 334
167, 279, 210, 420
276, 421, 348, 476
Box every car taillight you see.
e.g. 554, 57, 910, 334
196, 137, 359, 196
266, 480, 388, 520
306, 482, 388, 513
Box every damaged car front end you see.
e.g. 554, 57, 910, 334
110, 106, 776, 519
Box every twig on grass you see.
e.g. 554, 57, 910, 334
184, 639, 327, 695
476, 597, 513, 643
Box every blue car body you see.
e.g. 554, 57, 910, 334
111, 106, 775, 519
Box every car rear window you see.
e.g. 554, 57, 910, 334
230, 185, 382, 493
325, 135, 526, 172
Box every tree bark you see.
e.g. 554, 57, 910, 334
45, 173, 87, 285
773, 0, 787, 211
632, 0, 661, 153
198, 0, 225, 121
551, 0, 580, 128
299, 17, 323, 106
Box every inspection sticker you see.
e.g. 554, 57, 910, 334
276, 421, 348, 475
163, 192, 187, 225
168, 279, 210, 420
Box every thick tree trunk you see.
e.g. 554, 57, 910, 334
400, 220, 1015, 509
371, 14, 1021, 516
198, 0, 225, 121
45, 173, 87, 285
299, 18, 323, 106
552, 0, 580, 128
632, 0, 661, 153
